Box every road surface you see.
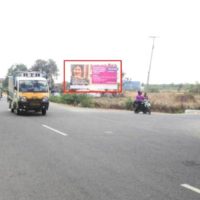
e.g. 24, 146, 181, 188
0, 96, 200, 200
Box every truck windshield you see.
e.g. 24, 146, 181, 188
19, 80, 48, 92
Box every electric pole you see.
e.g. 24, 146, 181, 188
146, 36, 158, 92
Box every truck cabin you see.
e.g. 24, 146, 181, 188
17, 77, 49, 93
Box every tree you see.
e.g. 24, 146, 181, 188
31, 59, 59, 90
8, 64, 27, 75
177, 84, 183, 92
3, 64, 28, 89
189, 83, 200, 94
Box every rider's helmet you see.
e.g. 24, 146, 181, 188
138, 90, 142, 95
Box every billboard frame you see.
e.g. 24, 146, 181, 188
63, 60, 122, 94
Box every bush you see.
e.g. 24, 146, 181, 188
79, 95, 93, 107
125, 98, 133, 110
50, 94, 93, 107
60, 94, 80, 105
175, 94, 196, 103
151, 102, 185, 113
147, 87, 160, 93
189, 84, 200, 94
49, 95, 62, 103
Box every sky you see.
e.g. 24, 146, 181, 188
0, 0, 200, 84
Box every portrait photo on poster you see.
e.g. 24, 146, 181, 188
70, 64, 89, 86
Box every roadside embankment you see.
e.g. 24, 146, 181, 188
50, 92, 200, 113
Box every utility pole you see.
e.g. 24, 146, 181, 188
146, 36, 158, 92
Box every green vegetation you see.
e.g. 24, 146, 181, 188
3, 59, 58, 91
50, 91, 200, 113
3, 64, 28, 88
31, 59, 58, 90
125, 97, 133, 110
50, 94, 94, 108
144, 83, 200, 94
3, 62, 199, 113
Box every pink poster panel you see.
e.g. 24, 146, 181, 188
92, 64, 117, 84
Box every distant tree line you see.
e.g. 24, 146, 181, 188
3, 59, 59, 91
145, 83, 200, 94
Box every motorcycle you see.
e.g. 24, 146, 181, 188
133, 99, 151, 114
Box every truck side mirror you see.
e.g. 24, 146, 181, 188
14, 86, 17, 90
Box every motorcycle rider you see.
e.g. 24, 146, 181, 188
135, 90, 144, 102
143, 92, 151, 109
133, 90, 144, 111
144, 92, 148, 100
133, 91, 151, 114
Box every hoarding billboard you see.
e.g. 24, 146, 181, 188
63, 60, 122, 93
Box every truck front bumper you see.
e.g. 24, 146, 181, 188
18, 100, 49, 111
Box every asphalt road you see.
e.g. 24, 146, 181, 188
0, 96, 200, 200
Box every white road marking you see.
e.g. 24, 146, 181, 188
104, 131, 113, 134
181, 184, 200, 194
42, 124, 67, 136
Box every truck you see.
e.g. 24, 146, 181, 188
7, 71, 49, 115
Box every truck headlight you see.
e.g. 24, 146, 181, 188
42, 97, 49, 102
19, 96, 27, 102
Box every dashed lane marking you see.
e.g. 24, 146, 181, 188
42, 124, 68, 136
104, 131, 114, 134
181, 184, 200, 194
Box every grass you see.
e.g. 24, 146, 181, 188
125, 91, 200, 113
148, 92, 200, 113
50, 92, 200, 113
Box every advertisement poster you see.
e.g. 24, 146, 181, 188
92, 64, 117, 84
70, 64, 89, 86
64, 60, 122, 93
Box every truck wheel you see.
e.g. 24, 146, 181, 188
9, 102, 14, 112
16, 109, 21, 115
11, 105, 14, 113
42, 109, 46, 115
148, 110, 151, 115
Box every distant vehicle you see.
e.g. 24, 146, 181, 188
7, 71, 49, 115
133, 99, 151, 114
